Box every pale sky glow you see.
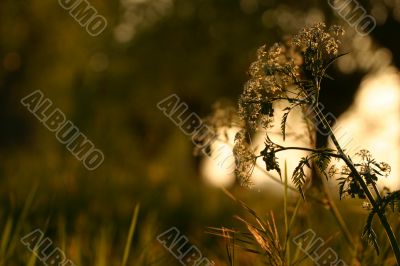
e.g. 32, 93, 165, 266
331, 67, 400, 189
201, 103, 311, 189
201, 128, 237, 187
202, 68, 400, 191
250, 105, 311, 188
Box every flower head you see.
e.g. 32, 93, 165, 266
233, 129, 256, 187
292, 22, 344, 56
238, 23, 345, 132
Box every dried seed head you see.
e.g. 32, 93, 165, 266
233, 129, 256, 187
239, 23, 345, 132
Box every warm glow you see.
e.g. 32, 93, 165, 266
201, 127, 237, 187
332, 67, 400, 189
203, 69, 400, 190
201, 104, 312, 189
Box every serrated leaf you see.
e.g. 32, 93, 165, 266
362, 211, 380, 255
315, 153, 332, 180
338, 178, 346, 200
292, 157, 309, 199
281, 111, 290, 141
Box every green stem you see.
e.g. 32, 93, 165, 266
283, 162, 290, 265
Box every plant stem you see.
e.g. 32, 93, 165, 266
266, 120, 355, 250
315, 105, 400, 264
283, 162, 290, 265
320, 175, 355, 249
302, 108, 355, 250
372, 183, 383, 201
253, 162, 326, 204
273, 146, 342, 159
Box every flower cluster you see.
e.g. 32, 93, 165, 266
232, 129, 256, 187
239, 43, 300, 131
355, 149, 392, 180
238, 23, 345, 133
204, 101, 239, 130
292, 23, 345, 80
292, 23, 344, 56
335, 149, 392, 199
235, 23, 345, 188
193, 100, 239, 156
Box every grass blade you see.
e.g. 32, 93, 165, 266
121, 203, 140, 266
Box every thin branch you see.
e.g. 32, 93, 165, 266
313, 104, 400, 263
272, 146, 341, 159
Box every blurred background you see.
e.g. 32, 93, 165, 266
0, 0, 399, 265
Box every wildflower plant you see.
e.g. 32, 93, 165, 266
235, 23, 346, 191
205, 23, 400, 264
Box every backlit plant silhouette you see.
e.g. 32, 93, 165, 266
205, 23, 400, 265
